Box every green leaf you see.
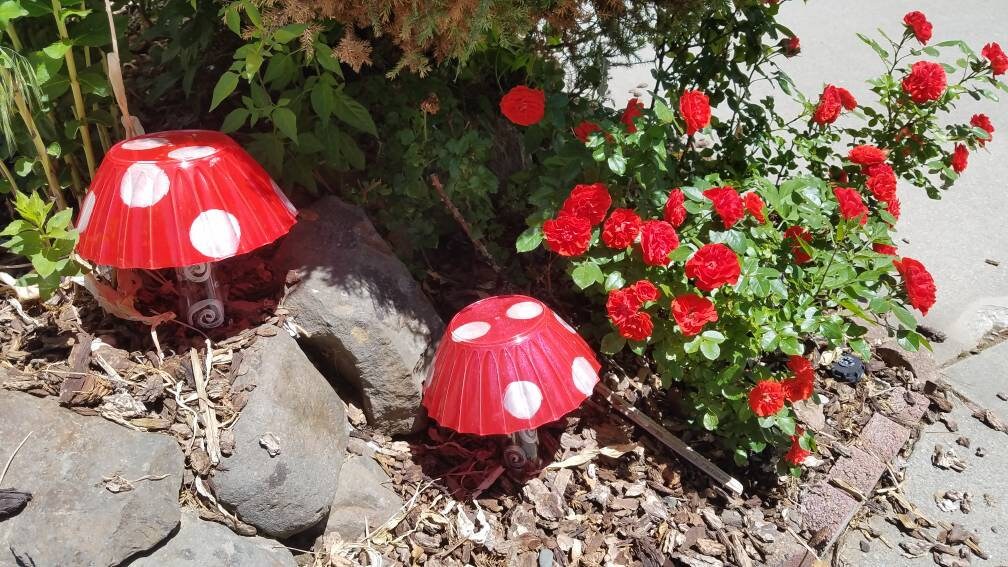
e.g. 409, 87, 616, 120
776, 414, 797, 436
45, 208, 72, 232
310, 82, 335, 122
607, 150, 626, 175
857, 33, 890, 60
332, 90, 376, 136
271, 107, 298, 142
701, 330, 725, 343
600, 332, 626, 355
702, 412, 719, 431
891, 304, 918, 331
603, 271, 625, 292
683, 336, 701, 354
42, 40, 72, 59
223, 4, 241, 34
209, 72, 240, 111
0, 1, 29, 24
654, 99, 675, 123
273, 23, 307, 43
515, 226, 542, 253
571, 261, 603, 290
699, 339, 720, 360
779, 336, 802, 356
220, 108, 249, 133
31, 253, 58, 278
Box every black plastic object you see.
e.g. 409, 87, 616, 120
829, 353, 865, 384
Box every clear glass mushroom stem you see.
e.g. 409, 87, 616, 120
176, 262, 225, 330
504, 429, 540, 471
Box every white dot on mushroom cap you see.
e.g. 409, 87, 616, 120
554, 312, 577, 334
506, 301, 543, 320
502, 381, 543, 419
451, 321, 491, 342
572, 357, 598, 396
167, 146, 218, 161
119, 163, 170, 208
189, 209, 242, 259
76, 192, 96, 232
121, 137, 170, 151
271, 180, 298, 216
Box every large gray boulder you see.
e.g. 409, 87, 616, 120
0, 392, 184, 567
274, 196, 443, 435
324, 455, 404, 541
130, 511, 297, 567
211, 329, 349, 538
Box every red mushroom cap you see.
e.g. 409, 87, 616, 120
423, 295, 601, 435
75, 130, 297, 269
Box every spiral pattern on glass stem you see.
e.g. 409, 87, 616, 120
503, 444, 529, 471
181, 263, 212, 282
187, 298, 225, 329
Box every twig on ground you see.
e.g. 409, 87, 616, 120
0, 431, 32, 486
190, 348, 222, 465
429, 174, 502, 274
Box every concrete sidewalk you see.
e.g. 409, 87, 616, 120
608, 0, 1008, 364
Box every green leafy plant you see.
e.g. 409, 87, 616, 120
1, 189, 80, 296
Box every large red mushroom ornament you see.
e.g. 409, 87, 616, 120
75, 130, 297, 329
423, 295, 601, 471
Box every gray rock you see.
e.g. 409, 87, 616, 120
274, 196, 443, 435
130, 511, 297, 567
324, 455, 404, 540
212, 330, 349, 538
0, 392, 183, 567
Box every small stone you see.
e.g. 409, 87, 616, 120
324, 455, 405, 541
169, 422, 193, 440
720, 509, 744, 527
258, 433, 282, 457
976, 447, 987, 458
219, 429, 236, 456
131, 511, 297, 566
860, 539, 870, 552
956, 436, 971, 448
188, 447, 212, 476
941, 417, 959, 432
538, 548, 555, 567
997, 392, 1008, 401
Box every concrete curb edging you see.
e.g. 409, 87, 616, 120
779, 338, 937, 566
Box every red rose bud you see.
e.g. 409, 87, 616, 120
663, 188, 688, 228
573, 120, 602, 143
902, 61, 947, 104
894, 256, 937, 315
970, 113, 994, 146
784, 225, 813, 263
903, 11, 933, 44
671, 293, 718, 337
743, 192, 766, 223
873, 243, 898, 255
748, 380, 785, 417
679, 90, 711, 136
833, 187, 868, 225
639, 220, 680, 267
543, 214, 591, 257
621, 98, 644, 133
500, 85, 545, 126
780, 36, 800, 57
560, 183, 612, 225
848, 144, 888, 167
685, 243, 741, 291
884, 196, 901, 221
951, 143, 969, 173
785, 434, 813, 466
601, 208, 642, 249
703, 186, 745, 228
982, 42, 1008, 76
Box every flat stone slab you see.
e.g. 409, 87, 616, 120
0, 392, 184, 567
130, 511, 297, 567
325, 455, 404, 541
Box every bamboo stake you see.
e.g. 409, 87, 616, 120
596, 382, 744, 495
0, 65, 66, 209
0, 159, 16, 192
3, 23, 23, 51
51, 0, 97, 178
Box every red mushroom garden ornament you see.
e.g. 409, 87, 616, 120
423, 295, 601, 472
74, 130, 297, 329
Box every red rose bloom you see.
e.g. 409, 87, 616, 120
903, 11, 933, 44
679, 90, 711, 136
781, 36, 800, 57
621, 98, 644, 133
837, 87, 858, 110
784, 225, 813, 264
848, 144, 888, 167
685, 244, 741, 291
884, 196, 901, 220
982, 42, 1008, 76
813, 85, 857, 125
543, 214, 591, 257
783, 355, 815, 402
561, 183, 612, 225
628, 279, 659, 304
743, 192, 767, 223
951, 144, 969, 173
902, 61, 947, 104
639, 220, 680, 266
970, 113, 994, 145
785, 434, 813, 466
703, 186, 745, 228
866, 163, 897, 202
500, 85, 545, 126
606, 288, 639, 325
573, 120, 602, 143
602, 208, 642, 249
833, 187, 868, 225
894, 257, 937, 315
663, 188, 688, 228
873, 242, 898, 255
671, 294, 718, 337
748, 380, 785, 417
617, 311, 653, 341
787, 355, 814, 382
